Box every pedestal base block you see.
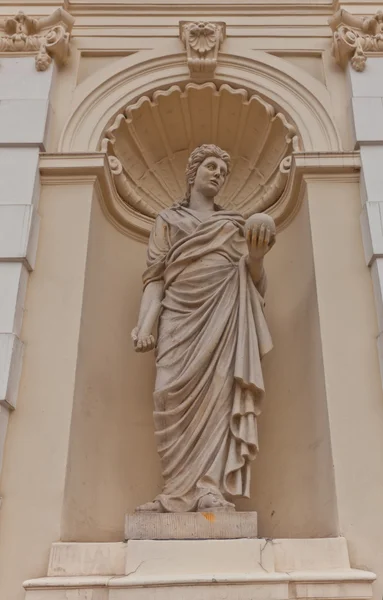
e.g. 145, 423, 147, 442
125, 511, 258, 540
23, 537, 376, 600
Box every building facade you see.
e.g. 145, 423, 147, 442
1, 0, 383, 599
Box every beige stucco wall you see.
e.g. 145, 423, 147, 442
246, 193, 339, 538
307, 178, 383, 583
2, 168, 382, 600
0, 181, 94, 598
60, 191, 161, 541
1, 3, 383, 600
60, 182, 339, 542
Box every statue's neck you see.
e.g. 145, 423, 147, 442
189, 190, 216, 213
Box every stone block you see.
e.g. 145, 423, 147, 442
377, 331, 383, 389
360, 145, 383, 204
292, 575, 375, 600
0, 204, 40, 269
109, 581, 289, 600
25, 588, 108, 600
48, 543, 126, 577
0, 404, 10, 475
348, 58, 383, 99
0, 147, 40, 206
0, 99, 51, 148
0, 262, 29, 335
0, 332, 23, 409
371, 260, 383, 334
125, 511, 258, 540
360, 202, 383, 266
125, 539, 274, 578
351, 97, 383, 144
272, 537, 350, 571
0, 57, 55, 100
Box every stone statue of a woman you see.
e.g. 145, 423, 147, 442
132, 144, 275, 513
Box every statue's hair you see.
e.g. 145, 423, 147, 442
178, 144, 231, 207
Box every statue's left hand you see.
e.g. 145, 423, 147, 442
131, 327, 156, 352
247, 223, 275, 261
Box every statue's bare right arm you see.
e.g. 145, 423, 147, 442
131, 280, 164, 352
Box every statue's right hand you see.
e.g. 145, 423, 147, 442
131, 327, 155, 352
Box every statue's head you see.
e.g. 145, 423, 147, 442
185, 144, 231, 202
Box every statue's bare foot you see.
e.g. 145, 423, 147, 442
197, 492, 235, 512
135, 500, 164, 513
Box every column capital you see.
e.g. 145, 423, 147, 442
329, 8, 383, 72
0, 7, 75, 71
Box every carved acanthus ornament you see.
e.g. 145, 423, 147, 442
0, 7, 75, 71
179, 21, 226, 79
329, 9, 383, 72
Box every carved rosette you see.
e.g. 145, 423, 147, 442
329, 9, 383, 72
179, 21, 226, 79
0, 8, 74, 71
100, 83, 300, 225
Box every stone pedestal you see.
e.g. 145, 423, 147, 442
23, 537, 375, 600
125, 511, 258, 540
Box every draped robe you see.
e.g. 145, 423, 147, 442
143, 205, 273, 512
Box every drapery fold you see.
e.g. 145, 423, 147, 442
143, 206, 272, 512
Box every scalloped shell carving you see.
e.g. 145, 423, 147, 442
100, 83, 300, 220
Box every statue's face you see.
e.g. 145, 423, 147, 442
193, 156, 228, 198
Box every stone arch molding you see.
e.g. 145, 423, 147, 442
60, 45, 341, 237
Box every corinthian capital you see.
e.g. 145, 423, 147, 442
0, 7, 75, 71
179, 21, 226, 79
329, 8, 383, 72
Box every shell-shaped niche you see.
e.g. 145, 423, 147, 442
100, 83, 300, 222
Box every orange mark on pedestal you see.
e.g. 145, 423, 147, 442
201, 512, 216, 522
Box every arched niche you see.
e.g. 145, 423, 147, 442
60, 46, 341, 154
59, 46, 341, 238
57, 46, 344, 542
100, 81, 301, 236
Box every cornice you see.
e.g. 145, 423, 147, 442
12, 0, 383, 20
39, 151, 360, 241
39, 152, 153, 242
278, 151, 360, 229
71, 25, 331, 42
333, 3, 383, 12
68, 1, 335, 17
0, 1, 337, 39
0, 1, 335, 19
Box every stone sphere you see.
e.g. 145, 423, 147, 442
244, 213, 276, 236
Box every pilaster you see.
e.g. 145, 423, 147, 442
345, 58, 383, 387
0, 57, 55, 475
